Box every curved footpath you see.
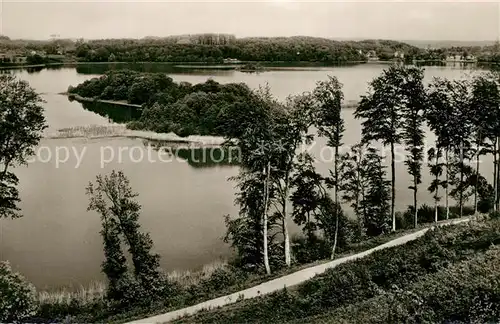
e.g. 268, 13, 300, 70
126, 217, 473, 324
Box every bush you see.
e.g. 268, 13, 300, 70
291, 235, 331, 264
489, 211, 500, 220
0, 261, 38, 322
323, 246, 500, 324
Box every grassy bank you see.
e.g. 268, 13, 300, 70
32, 220, 434, 323
174, 216, 500, 323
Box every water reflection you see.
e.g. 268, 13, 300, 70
144, 140, 239, 169
77, 100, 142, 123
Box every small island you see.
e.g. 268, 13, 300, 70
238, 62, 266, 72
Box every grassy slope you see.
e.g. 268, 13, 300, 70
104, 226, 426, 323
294, 245, 500, 323
175, 218, 500, 324
35, 223, 424, 323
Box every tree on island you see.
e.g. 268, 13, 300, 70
0, 75, 46, 219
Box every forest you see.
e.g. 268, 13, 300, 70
72, 37, 424, 63
1, 35, 421, 63
3, 34, 500, 65
3, 65, 500, 323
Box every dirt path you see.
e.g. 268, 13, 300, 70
126, 217, 472, 324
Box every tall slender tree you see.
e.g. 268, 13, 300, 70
427, 147, 444, 222
427, 77, 457, 219
312, 75, 344, 256
469, 77, 490, 213
361, 147, 392, 236
471, 74, 500, 212
338, 144, 368, 238
291, 153, 326, 241
355, 65, 425, 231
448, 79, 474, 217
272, 94, 314, 267
291, 152, 348, 259
223, 86, 284, 274
400, 67, 426, 228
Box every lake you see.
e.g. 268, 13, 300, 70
0, 63, 490, 290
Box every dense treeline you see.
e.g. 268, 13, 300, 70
3, 35, 500, 64
72, 37, 421, 63
68, 70, 255, 136
220, 65, 500, 278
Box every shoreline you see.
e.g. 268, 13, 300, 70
0, 62, 66, 70
63, 93, 143, 108
44, 124, 226, 146
62, 92, 358, 109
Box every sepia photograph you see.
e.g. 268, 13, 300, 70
0, 0, 500, 323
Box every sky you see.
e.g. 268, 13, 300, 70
0, 0, 499, 41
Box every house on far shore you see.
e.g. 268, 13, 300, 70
465, 54, 477, 62
366, 50, 379, 61
0, 53, 27, 64
446, 54, 477, 62
394, 51, 405, 59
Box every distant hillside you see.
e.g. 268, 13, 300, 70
400, 39, 497, 48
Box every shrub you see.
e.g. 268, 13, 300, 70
0, 261, 38, 322
291, 235, 331, 264
489, 211, 500, 220
323, 246, 500, 324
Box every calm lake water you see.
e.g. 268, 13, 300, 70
0, 63, 491, 290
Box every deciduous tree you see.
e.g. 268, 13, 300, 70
0, 75, 46, 219
312, 75, 344, 257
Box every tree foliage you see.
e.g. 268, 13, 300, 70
69, 71, 255, 137
86, 170, 170, 305
0, 261, 38, 322
355, 65, 426, 231
0, 75, 46, 218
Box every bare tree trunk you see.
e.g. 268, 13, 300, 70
496, 138, 500, 212
282, 215, 290, 266
391, 142, 396, 231
282, 177, 291, 267
494, 139, 498, 213
414, 175, 418, 228
445, 149, 450, 220
459, 141, 464, 217
332, 145, 340, 258
263, 162, 271, 275
474, 140, 480, 214
331, 208, 339, 259
434, 151, 439, 223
